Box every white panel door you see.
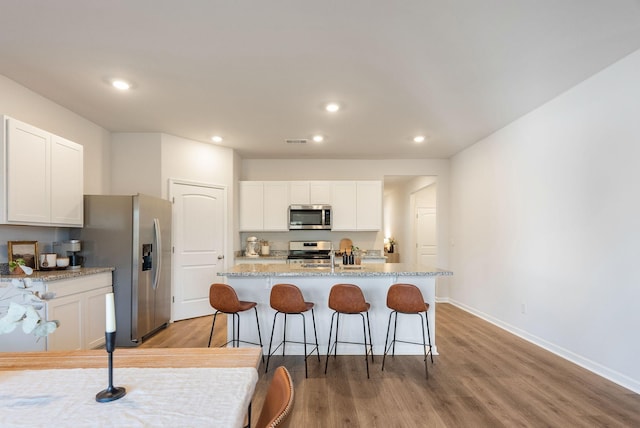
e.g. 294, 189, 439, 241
416, 207, 437, 268
171, 181, 226, 321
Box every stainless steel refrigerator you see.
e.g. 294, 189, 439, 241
71, 194, 172, 347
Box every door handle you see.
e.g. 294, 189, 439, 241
217, 255, 224, 260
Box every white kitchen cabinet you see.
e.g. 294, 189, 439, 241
51, 135, 84, 225
355, 181, 382, 230
289, 181, 332, 205
331, 181, 357, 230
289, 181, 310, 205
239, 181, 289, 231
47, 293, 83, 351
263, 181, 289, 231
0, 116, 84, 226
331, 181, 382, 231
309, 182, 332, 204
239, 181, 264, 231
240, 179, 380, 232
46, 272, 113, 351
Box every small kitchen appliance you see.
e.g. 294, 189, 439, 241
245, 236, 260, 257
63, 239, 83, 269
288, 205, 332, 230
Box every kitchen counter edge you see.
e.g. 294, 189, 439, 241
0, 267, 114, 283
218, 263, 452, 277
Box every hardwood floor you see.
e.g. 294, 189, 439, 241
139, 304, 640, 427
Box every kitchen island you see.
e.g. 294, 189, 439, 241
218, 263, 452, 356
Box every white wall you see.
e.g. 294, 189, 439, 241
449, 49, 640, 393
110, 133, 162, 197
0, 75, 111, 263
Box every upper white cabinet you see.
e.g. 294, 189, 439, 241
289, 181, 332, 205
331, 181, 357, 230
239, 181, 289, 231
355, 181, 382, 231
1, 116, 83, 227
263, 181, 289, 230
331, 181, 382, 231
239, 180, 381, 232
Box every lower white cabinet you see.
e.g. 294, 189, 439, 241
46, 272, 113, 351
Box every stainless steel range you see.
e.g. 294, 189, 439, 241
287, 241, 332, 266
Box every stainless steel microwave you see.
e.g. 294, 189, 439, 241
288, 205, 332, 230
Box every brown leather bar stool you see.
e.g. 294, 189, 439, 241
208, 283, 264, 363
265, 283, 320, 378
381, 283, 433, 378
324, 283, 374, 378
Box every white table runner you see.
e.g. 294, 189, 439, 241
0, 367, 258, 427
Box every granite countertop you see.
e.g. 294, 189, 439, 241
219, 263, 452, 277
0, 267, 114, 283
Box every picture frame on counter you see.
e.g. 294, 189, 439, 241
7, 240, 39, 270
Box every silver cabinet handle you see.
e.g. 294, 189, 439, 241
217, 255, 224, 260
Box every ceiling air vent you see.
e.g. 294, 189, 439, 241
285, 139, 308, 144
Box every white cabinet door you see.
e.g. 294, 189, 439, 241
239, 181, 264, 231
331, 181, 357, 230
51, 135, 84, 226
309, 182, 332, 204
263, 182, 289, 230
47, 294, 83, 351
356, 181, 382, 230
6, 118, 50, 224
84, 285, 111, 349
289, 181, 309, 204
1, 116, 84, 226
289, 181, 332, 205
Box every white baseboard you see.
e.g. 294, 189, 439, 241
446, 299, 640, 395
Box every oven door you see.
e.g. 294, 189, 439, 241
288, 205, 331, 230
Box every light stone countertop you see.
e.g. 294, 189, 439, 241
219, 263, 452, 277
0, 267, 114, 283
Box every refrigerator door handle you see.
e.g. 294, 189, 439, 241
153, 218, 162, 290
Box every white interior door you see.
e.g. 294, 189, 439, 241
416, 206, 437, 267
171, 181, 226, 321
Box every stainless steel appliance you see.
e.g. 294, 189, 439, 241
71, 194, 172, 347
287, 241, 332, 266
288, 205, 332, 230
63, 240, 83, 269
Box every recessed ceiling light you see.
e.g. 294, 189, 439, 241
413, 135, 426, 143
312, 135, 324, 143
211, 136, 223, 143
325, 103, 340, 113
111, 79, 131, 90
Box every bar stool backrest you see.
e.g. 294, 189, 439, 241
270, 283, 307, 313
328, 283, 369, 313
209, 283, 242, 313
386, 283, 428, 314
255, 366, 294, 428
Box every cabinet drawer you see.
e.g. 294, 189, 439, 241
46, 272, 112, 298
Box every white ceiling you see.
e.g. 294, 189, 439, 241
2, 1, 640, 160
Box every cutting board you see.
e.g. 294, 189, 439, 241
339, 238, 353, 254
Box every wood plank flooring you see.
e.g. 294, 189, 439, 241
139, 304, 640, 427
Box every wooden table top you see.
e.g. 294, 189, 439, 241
0, 347, 262, 371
